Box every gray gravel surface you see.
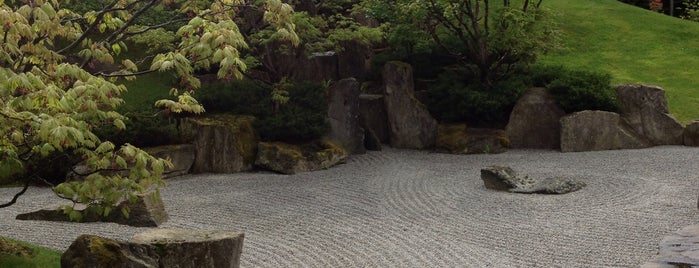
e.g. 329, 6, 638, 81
1, 146, 699, 267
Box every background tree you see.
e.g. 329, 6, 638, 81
0, 0, 298, 220
365, 0, 557, 85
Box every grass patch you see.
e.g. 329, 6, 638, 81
0, 237, 61, 268
118, 72, 176, 111
541, 0, 699, 123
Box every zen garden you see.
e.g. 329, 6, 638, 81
3, 0, 699, 267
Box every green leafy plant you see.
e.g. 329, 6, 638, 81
0, 0, 301, 220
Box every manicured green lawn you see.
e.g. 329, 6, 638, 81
541, 0, 699, 123
0, 236, 61, 268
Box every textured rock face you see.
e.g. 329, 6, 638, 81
255, 140, 348, 174
130, 229, 244, 268
615, 84, 684, 145
187, 115, 258, 173
382, 61, 438, 149
481, 166, 584, 194
684, 120, 699, 146
16, 192, 167, 227
359, 93, 389, 143
436, 124, 509, 154
641, 225, 699, 267
506, 87, 566, 149
62, 230, 244, 268
326, 78, 365, 154
145, 144, 195, 178
481, 166, 521, 191
560, 111, 650, 152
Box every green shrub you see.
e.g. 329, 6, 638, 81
533, 65, 618, 113
195, 80, 329, 142
426, 66, 528, 127
94, 107, 183, 148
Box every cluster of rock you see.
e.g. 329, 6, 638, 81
62, 229, 244, 268
480, 166, 585, 194
507, 85, 689, 152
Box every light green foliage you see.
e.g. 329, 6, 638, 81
0, 0, 299, 216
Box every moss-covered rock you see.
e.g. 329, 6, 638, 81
255, 140, 348, 174
186, 114, 258, 173
16, 192, 167, 227
436, 124, 509, 154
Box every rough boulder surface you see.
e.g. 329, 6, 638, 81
480, 166, 584, 194
186, 114, 258, 173
16, 192, 167, 227
382, 61, 437, 149
326, 78, 366, 154
436, 124, 509, 154
255, 140, 348, 174
145, 144, 196, 178
642, 225, 699, 267
615, 84, 684, 145
506, 87, 565, 149
560, 110, 649, 152
683, 120, 699, 146
61, 230, 244, 268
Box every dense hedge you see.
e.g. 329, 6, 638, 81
425, 64, 618, 127
195, 80, 329, 142
425, 66, 528, 127
531, 65, 618, 113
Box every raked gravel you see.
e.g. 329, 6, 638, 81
2, 146, 699, 267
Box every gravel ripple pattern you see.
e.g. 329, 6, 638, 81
2, 146, 699, 267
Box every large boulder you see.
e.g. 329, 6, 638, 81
436, 124, 508, 154
560, 110, 650, 152
506, 87, 566, 149
17, 192, 167, 227
615, 84, 684, 145
684, 120, 699, 146
255, 140, 348, 174
61, 230, 244, 268
326, 78, 365, 154
641, 225, 699, 268
186, 114, 258, 173
382, 61, 438, 149
130, 229, 244, 268
145, 144, 196, 178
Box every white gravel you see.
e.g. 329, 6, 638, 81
1, 146, 699, 267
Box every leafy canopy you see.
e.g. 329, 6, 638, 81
0, 0, 298, 219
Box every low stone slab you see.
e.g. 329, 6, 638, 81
16, 192, 167, 227
62, 229, 244, 268
437, 124, 508, 154
641, 225, 699, 267
130, 229, 244, 268
255, 140, 348, 174
481, 166, 584, 194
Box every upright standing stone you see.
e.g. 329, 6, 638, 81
506, 87, 566, 149
615, 84, 684, 145
326, 78, 366, 154
186, 115, 258, 173
382, 61, 438, 149
560, 110, 650, 152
